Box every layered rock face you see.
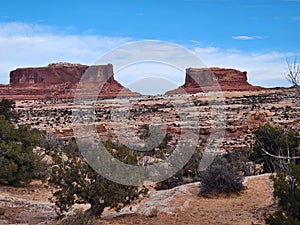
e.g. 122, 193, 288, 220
10, 63, 88, 85
1, 63, 139, 100
1, 64, 267, 100
166, 67, 263, 94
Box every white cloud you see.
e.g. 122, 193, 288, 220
232, 35, 264, 40
0, 22, 131, 84
115, 62, 184, 88
193, 47, 219, 54
0, 22, 296, 89
193, 46, 297, 87
189, 40, 200, 44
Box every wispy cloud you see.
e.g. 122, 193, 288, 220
232, 35, 264, 40
0, 22, 131, 84
193, 46, 297, 87
193, 47, 219, 54
189, 40, 200, 44
0, 22, 296, 89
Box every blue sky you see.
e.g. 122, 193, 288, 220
0, 0, 300, 90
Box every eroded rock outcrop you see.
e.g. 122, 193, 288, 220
166, 67, 264, 94
0, 64, 270, 100
1, 63, 140, 100
10, 63, 88, 85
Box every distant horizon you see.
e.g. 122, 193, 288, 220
4, 61, 294, 96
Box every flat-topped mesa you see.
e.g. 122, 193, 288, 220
10, 63, 88, 85
5, 63, 140, 100
166, 67, 264, 94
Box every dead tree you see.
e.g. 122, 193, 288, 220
286, 56, 300, 95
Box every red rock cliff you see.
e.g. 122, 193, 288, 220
1, 63, 140, 100
166, 67, 263, 94
10, 63, 88, 85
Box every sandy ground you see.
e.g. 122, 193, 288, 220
0, 174, 276, 225
101, 174, 276, 225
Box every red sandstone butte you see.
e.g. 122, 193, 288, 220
166, 67, 264, 94
10, 63, 88, 85
0, 63, 140, 100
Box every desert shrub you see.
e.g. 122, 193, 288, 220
199, 156, 244, 196
223, 148, 260, 176
41, 132, 62, 155
155, 148, 202, 190
0, 207, 5, 216
0, 98, 18, 122
148, 207, 158, 217
223, 148, 251, 170
139, 124, 203, 191
266, 164, 300, 225
138, 124, 173, 159
0, 115, 42, 186
250, 124, 300, 173
56, 209, 103, 225
33, 159, 49, 180
49, 139, 148, 216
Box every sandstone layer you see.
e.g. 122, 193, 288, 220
0, 63, 140, 100
166, 67, 264, 94
0, 64, 279, 100
10, 63, 88, 85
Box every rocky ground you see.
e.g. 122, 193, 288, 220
16, 89, 300, 151
0, 174, 276, 225
0, 88, 298, 225
0, 181, 56, 225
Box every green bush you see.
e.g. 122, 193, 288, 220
223, 148, 252, 171
49, 139, 148, 216
250, 124, 300, 173
139, 124, 203, 190
199, 156, 244, 196
138, 124, 202, 190
0, 207, 5, 216
266, 164, 300, 225
0, 98, 18, 122
0, 115, 42, 186
155, 148, 202, 190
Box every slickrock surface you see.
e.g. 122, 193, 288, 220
0, 174, 276, 225
0, 180, 56, 225
102, 174, 275, 225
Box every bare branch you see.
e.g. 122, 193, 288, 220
256, 136, 300, 173
286, 56, 300, 95
260, 146, 300, 160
